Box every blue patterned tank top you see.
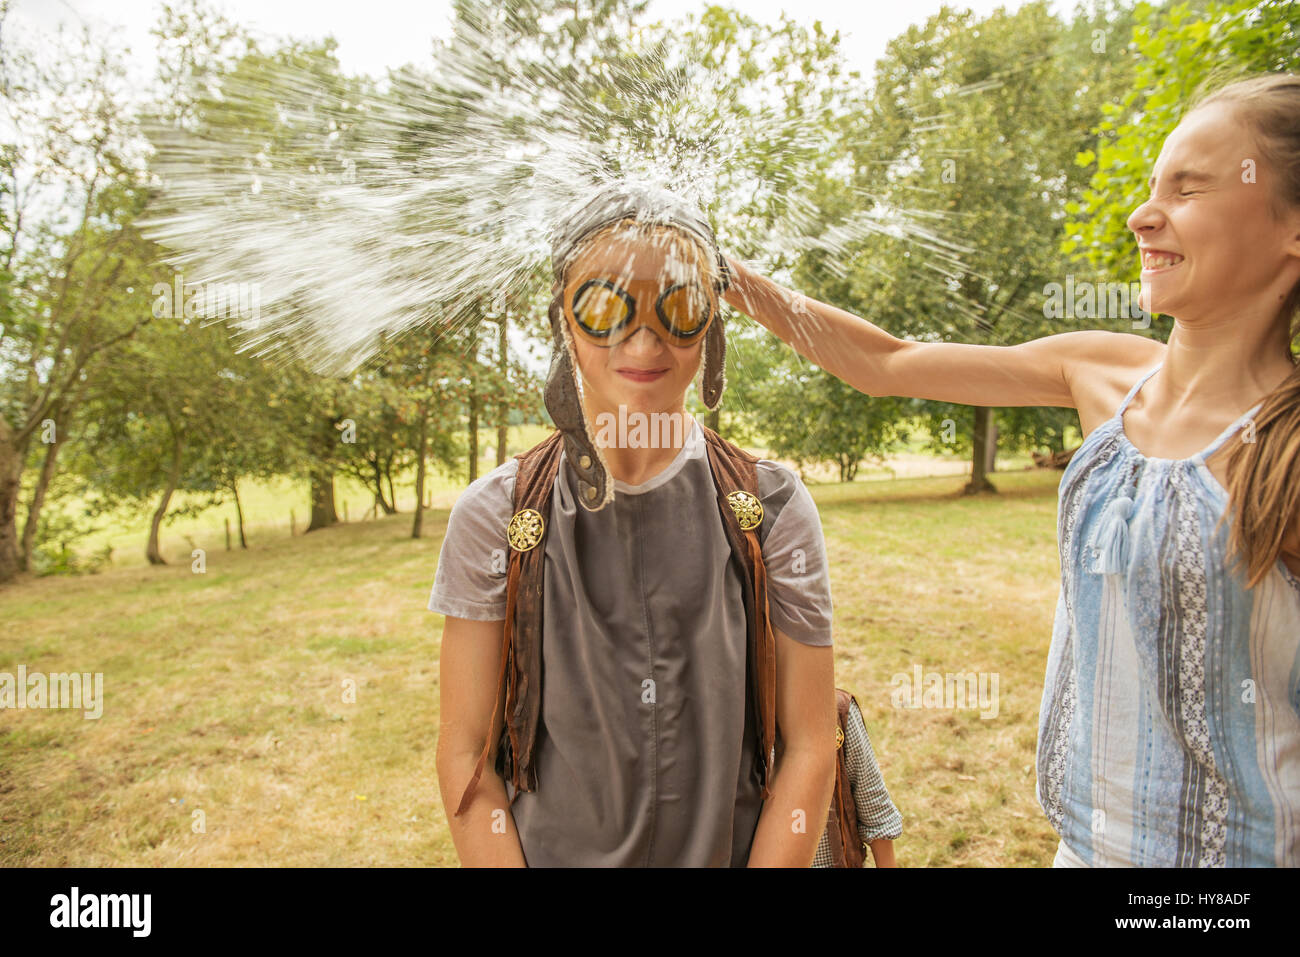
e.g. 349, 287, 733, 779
1037, 363, 1300, 866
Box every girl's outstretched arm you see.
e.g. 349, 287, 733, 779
724, 257, 1164, 413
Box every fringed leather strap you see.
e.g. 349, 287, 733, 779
452, 430, 564, 817
834, 689, 865, 867
700, 424, 778, 800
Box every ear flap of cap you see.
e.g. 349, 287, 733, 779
700, 309, 725, 411
544, 296, 614, 511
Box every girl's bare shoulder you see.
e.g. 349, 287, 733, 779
1057, 331, 1166, 434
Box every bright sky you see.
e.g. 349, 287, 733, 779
14, 0, 1076, 84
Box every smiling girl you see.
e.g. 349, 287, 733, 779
723, 73, 1300, 867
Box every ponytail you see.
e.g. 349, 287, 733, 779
1223, 315, 1300, 587
1190, 74, 1300, 587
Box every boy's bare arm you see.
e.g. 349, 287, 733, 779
746, 630, 837, 867
869, 839, 897, 867
435, 615, 527, 867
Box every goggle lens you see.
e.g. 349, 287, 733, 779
657, 283, 710, 338
572, 281, 632, 337
567, 278, 713, 344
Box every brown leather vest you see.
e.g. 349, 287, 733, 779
450, 425, 864, 867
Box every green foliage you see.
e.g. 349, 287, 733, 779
724, 321, 907, 478
15, 0, 1294, 562
0, 7, 177, 577
29, 538, 113, 578
1067, 1, 1300, 279
23, 481, 116, 575
762, 1, 1149, 469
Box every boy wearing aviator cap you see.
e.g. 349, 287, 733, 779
430, 185, 842, 866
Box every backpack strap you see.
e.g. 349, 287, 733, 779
833, 689, 866, 867
699, 423, 778, 801
457, 424, 862, 865
452, 430, 564, 818
700, 425, 863, 867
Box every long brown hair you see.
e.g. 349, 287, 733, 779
1190, 73, 1300, 587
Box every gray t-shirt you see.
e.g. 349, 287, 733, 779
429, 420, 834, 866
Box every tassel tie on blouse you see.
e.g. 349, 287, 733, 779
1092, 494, 1134, 575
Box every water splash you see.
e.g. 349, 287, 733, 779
141, 5, 970, 376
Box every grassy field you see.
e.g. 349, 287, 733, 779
56, 424, 560, 571
50, 420, 1035, 572
0, 461, 1064, 867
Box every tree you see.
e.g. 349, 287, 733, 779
1067, 0, 1300, 281
789, 1, 1145, 491
626, 7, 875, 458
144, 34, 381, 534
0, 7, 161, 581
71, 301, 288, 564
383, 326, 473, 538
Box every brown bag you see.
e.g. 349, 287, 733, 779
825, 689, 867, 868
453, 425, 865, 867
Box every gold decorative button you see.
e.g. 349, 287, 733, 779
835, 726, 844, 749
507, 508, 545, 552
579, 454, 592, 470
726, 490, 763, 531
584, 484, 597, 501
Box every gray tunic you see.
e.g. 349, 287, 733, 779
429, 420, 834, 866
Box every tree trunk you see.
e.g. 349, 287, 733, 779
370, 461, 384, 510
0, 425, 25, 584
232, 480, 248, 548
497, 315, 509, 466
307, 465, 338, 531
468, 392, 479, 483
146, 431, 185, 565
965, 406, 998, 495
19, 424, 63, 571
370, 460, 395, 514
307, 411, 340, 532
383, 459, 398, 514
412, 399, 429, 539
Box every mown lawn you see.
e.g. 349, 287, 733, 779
0, 464, 1064, 867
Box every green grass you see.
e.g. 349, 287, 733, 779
0, 458, 1065, 867
816, 469, 1062, 866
